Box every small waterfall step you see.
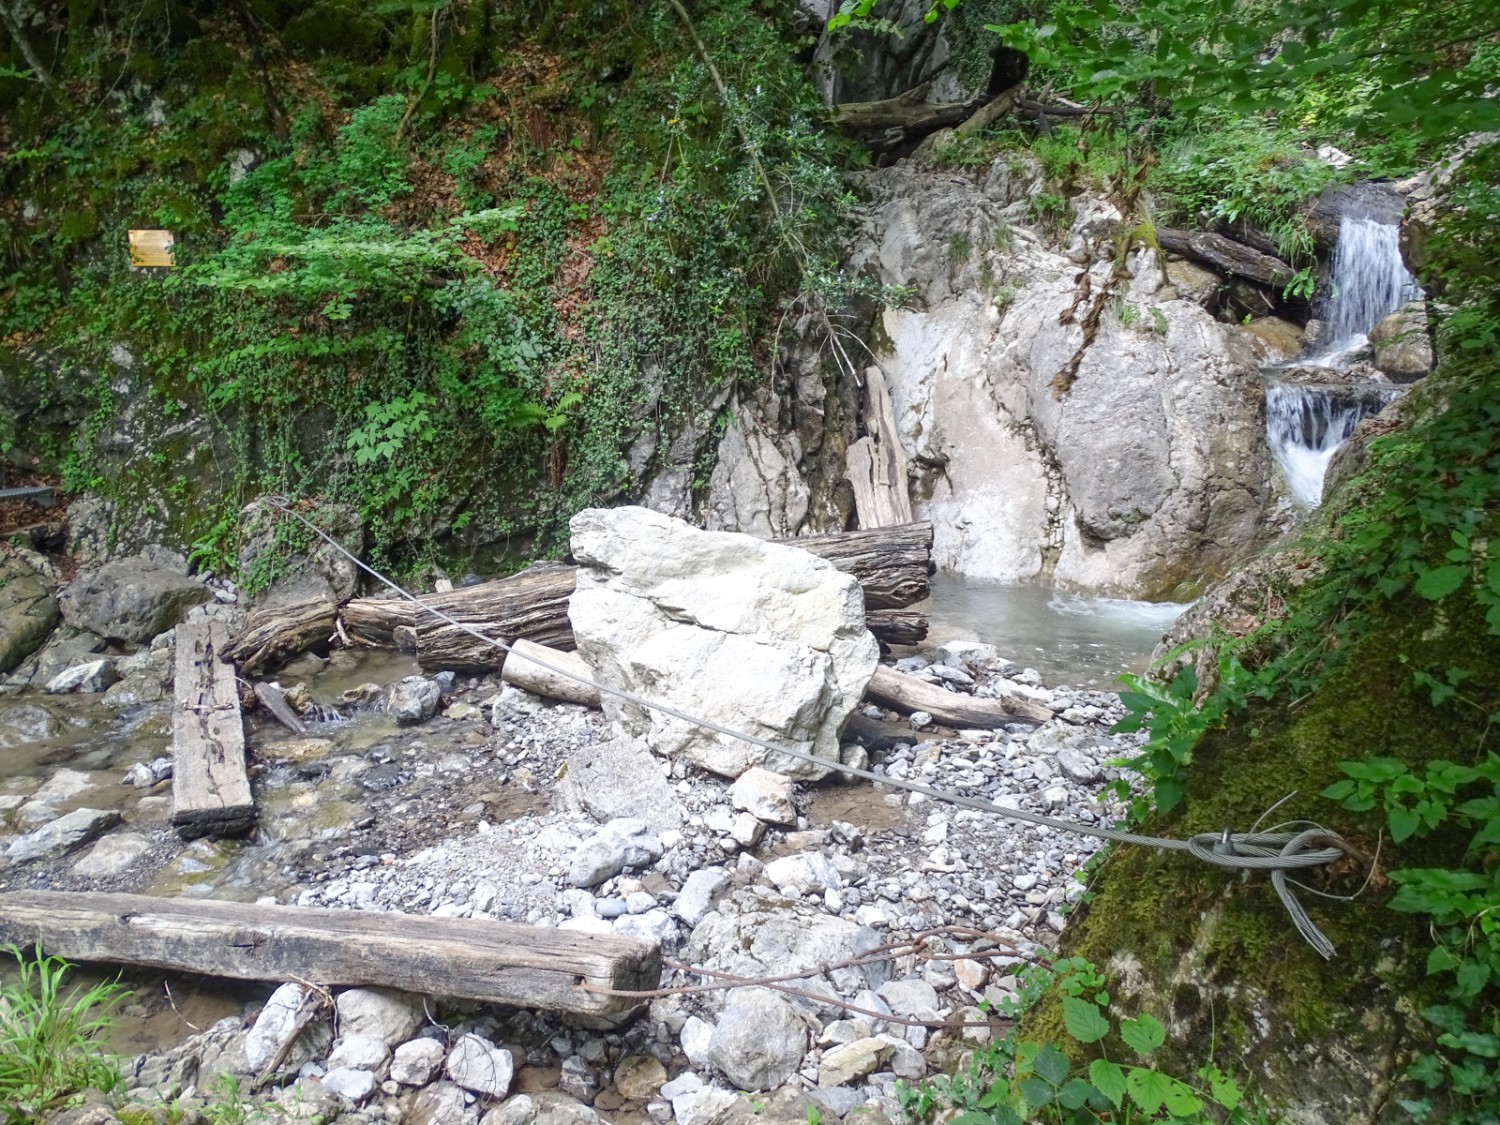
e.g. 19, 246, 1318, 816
1265, 379, 1402, 507
1311, 214, 1423, 365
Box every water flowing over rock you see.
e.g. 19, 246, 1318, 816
568, 507, 878, 779
1264, 380, 1403, 507
705, 161, 1280, 598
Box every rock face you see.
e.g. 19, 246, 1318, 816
0, 558, 61, 674
704, 159, 1279, 600
59, 557, 211, 644
1369, 301, 1433, 382
568, 507, 879, 779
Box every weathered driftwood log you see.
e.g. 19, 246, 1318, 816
172, 622, 256, 839
253, 681, 306, 735
847, 367, 915, 530
775, 522, 933, 609
502, 639, 601, 708
341, 525, 933, 670
864, 664, 1052, 728
226, 592, 337, 675
0, 891, 660, 1017
864, 609, 928, 646
831, 84, 1020, 152
1156, 228, 1294, 291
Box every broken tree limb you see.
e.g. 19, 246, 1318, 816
226, 591, 337, 675
847, 367, 915, 530
502, 639, 601, 708
253, 682, 307, 736
864, 665, 1052, 728
1155, 228, 1295, 291
0, 891, 660, 1018
954, 87, 1020, 138
340, 525, 934, 671
172, 622, 256, 839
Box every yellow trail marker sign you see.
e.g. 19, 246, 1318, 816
128, 229, 176, 268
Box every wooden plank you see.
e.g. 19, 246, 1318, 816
253, 682, 307, 735
865, 664, 1053, 728
0, 891, 660, 1017
172, 622, 256, 839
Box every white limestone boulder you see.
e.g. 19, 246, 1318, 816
568, 507, 878, 779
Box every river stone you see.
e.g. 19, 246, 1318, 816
727, 768, 796, 824
321, 1066, 377, 1103
531, 1091, 604, 1125
244, 983, 332, 1074
386, 676, 441, 725
614, 1055, 667, 1100
5, 807, 121, 864
262, 737, 334, 763
817, 1037, 892, 1087
58, 557, 211, 644
0, 559, 60, 675
568, 507, 879, 780
334, 987, 424, 1049
877, 978, 941, 1021
569, 817, 663, 888
673, 1086, 740, 1125
446, 1033, 514, 1097
407, 1080, 472, 1125
762, 852, 842, 894
326, 1033, 389, 1072
44, 659, 116, 694
1369, 301, 1432, 382
674, 867, 732, 926
706, 987, 807, 1092
554, 738, 684, 832
482, 1094, 537, 1125
71, 832, 150, 877
684, 890, 888, 994
390, 1038, 446, 1085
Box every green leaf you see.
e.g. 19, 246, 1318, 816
1032, 1045, 1071, 1086
1388, 804, 1422, 843
1119, 1013, 1166, 1056
1088, 1059, 1127, 1108
1124, 1067, 1174, 1115
1018, 1077, 1056, 1107
1427, 946, 1461, 974
1058, 1078, 1097, 1111
1414, 565, 1468, 600
1062, 996, 1110, 1044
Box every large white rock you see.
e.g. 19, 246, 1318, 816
568, 507, 879, 779
706, 987, 807, 1092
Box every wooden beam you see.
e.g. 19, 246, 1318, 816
0, 891, 660, 1017
172, 622, 256, 839
864, 665, 1052, 728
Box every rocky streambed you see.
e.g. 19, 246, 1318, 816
0, 523, 1164, 1125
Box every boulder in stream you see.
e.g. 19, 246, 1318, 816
0, 558, 60, 675
569, 507, 878, 780
58, 556, 211, 644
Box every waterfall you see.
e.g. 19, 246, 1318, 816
1265, 381, 1401, 507
1313, 215, 1422, 362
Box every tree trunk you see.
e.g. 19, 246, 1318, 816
864, 665, 1052, 727
227, 593, 336, 675
1156, 227, 1294, 290
501, 639, 600, 707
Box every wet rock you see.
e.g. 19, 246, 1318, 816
569, 818, 663, 888
390, 1038, 446, 1086
1369, 301, 1432, 382
71, 832, 151, 877
6, 807, 121, 864
728, 768, 796, 825
44, 659, 117, 694
818, 1037, 892, 1087
261, 738, 334, 763
706, 987, 807, 1092
558, 1055, 600, 1103
614, 1055, 667, 1100
0, 558, 60, 675
59, 556, 211, 644
386, 677, 441, 725
446, 1033, 514, 1097
569, 507, 879, 779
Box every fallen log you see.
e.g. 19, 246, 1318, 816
1156, 227, 1295, 291
342, 525, 934, 670
502, 639, 600, 708
0, 891, 660, 1018
172, 622, 256, 839
864, 664, 1053, 728
253, 681, 306, 735
226, 592, 337, 675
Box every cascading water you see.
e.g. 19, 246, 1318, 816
1265, 210, 1419, 505
1313, 214, 1423, 362
1265, 381, 1400, 507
